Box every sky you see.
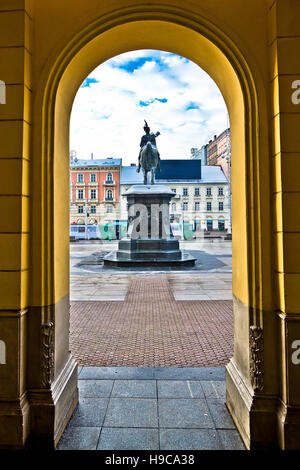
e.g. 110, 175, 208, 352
70, 50, 228, 165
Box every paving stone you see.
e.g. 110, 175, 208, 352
57, 426, 101, 450
157, 380, 204, 398
200, 380, 226, 398
79, 367, 154, 380
218, 429, 246, 450
160, 429, 222, 450
158, 399, 214, 429
206, 399, 236, 429
104, 398, 158, 428
97, 428, 159, 450
78, 380, 114, 398
69, 398, 109, 427
173, 294, 211, 301
111, 380, 156, 398
187, 381, 205, 398
157, 380, 191, 398
154, 367, 225, 381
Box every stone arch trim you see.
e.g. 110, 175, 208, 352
29, 3, 273, 449
34, 4, 265, 313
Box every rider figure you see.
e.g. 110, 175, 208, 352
137, 120, 161, 172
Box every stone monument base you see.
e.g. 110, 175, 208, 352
104, 184, 196, 268
104, 240, 196, 267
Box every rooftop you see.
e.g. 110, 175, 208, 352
71, 158, 122, 168
121, 161, 227, 185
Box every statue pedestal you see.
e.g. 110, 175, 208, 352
104, 185, 195, 267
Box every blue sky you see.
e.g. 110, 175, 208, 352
70, 50, 228, 164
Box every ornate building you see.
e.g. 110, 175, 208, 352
70, 158, 121, 225
120, 160, 229, 233
206, 128, 231, 179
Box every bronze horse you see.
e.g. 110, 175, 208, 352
139, 141, 160, 184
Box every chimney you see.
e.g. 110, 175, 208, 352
214, 135, 217, 140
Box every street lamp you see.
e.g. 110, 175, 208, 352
221, 128, 232, 236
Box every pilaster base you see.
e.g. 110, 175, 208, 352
277, 402, 300, 450
27, 354, 78, 449
0, 394, 30, 449
226, 358, 278, 449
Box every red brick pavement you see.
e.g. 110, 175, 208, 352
70, 274, 233, 367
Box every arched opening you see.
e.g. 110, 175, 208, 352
30, 8, 272, 448
106, 173, 113, 183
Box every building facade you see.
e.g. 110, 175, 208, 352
190, 144, 208, 165
206, 128, 231, 178
120, 161, 229, 233
70, 158, 121, 225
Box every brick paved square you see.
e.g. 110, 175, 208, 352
70, 275, 233, 367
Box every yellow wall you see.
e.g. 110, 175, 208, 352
0, 2, 31, 310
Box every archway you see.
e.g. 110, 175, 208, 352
29, 6, 273, 449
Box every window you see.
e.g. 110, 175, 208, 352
183, 188, 188, 196
171, 202, 176, 212
78, 189, 84, 199
78, 205, 83, 214
90, 173, 96, 182
183, 202, 188, 211
194, 187, 200, 196
106, 189, 113, 200
218, 220, 225, 231
77, 173, 84, 183
91, 205, 96, 214
218, 187, 223, 196
106, 173, 113, 183
171, 188, 176, 194
206, 187, 211, 196
106, 205, 113, 213
219, 202, 224, 211
90, 189, 96, 200
195, 202, 200, 211
207, 220, 213, 231
207, 202, 212, 211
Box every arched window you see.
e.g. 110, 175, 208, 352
106, 173, 113, 183
218, 218, 225, 231
206, 217, 213, 231
107, 189, 113, 200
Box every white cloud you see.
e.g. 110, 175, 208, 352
70, 50, 228, 163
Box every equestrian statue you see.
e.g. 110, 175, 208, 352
137, 120, 161, 184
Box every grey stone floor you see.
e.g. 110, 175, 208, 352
57, 367, 245, 451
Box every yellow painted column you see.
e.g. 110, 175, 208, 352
269, 0, 300, 449
0, 0, 32, 449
